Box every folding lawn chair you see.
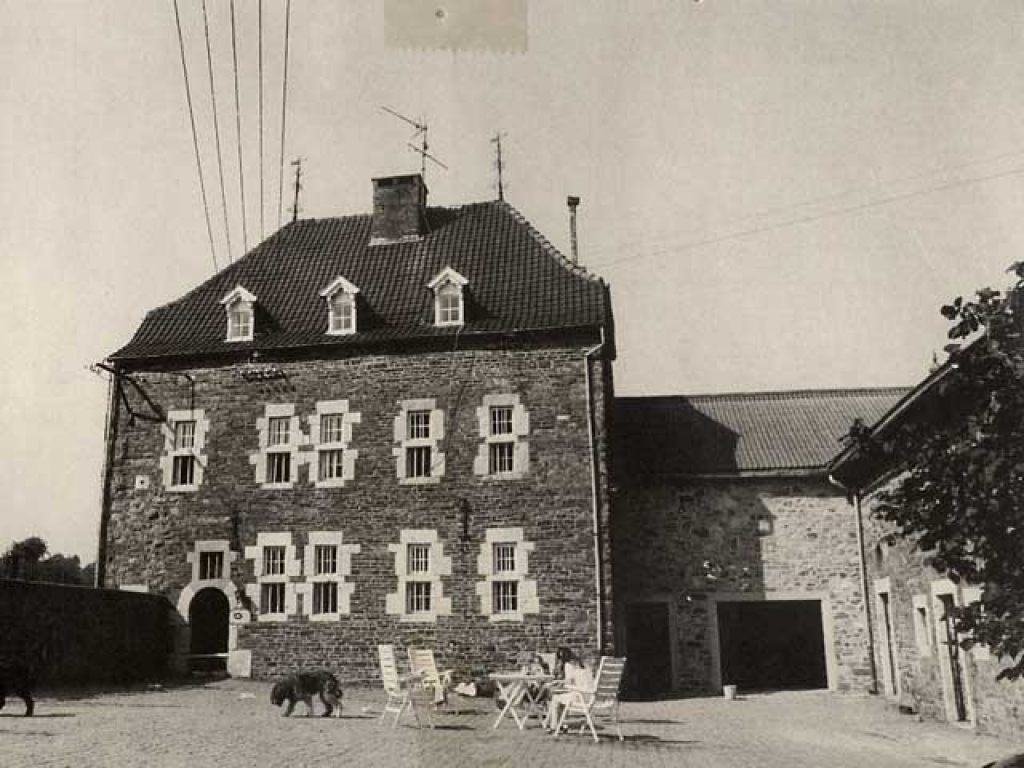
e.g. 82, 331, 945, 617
554, 656, 626, 743
408, 648, 455, 710
378, 644, 431, 729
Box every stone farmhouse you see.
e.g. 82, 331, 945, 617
100, 174, 615, 680
98, 173, 1023, 738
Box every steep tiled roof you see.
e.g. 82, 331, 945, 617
111, 202, 609, 361
614, 387, 911, 478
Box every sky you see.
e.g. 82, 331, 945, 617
3, 0, 1024, 562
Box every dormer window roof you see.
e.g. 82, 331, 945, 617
319, 276, 361, 336
220, 285, 257, 342
428, 267, 468, 328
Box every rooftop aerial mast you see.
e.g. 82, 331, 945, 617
380, 105, 448, 180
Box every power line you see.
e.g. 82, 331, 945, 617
201, 0, 233, 263
230, 0, 248, 253
277, 0, 291, 228
172, 0, 218, 272
589, 164, 1024, 270
258, 0, 265, 240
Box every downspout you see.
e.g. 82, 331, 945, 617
95, 365, 122, 588
830, 473, 879, 694
584, 327, 607, 654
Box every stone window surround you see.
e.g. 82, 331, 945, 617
159, 409, 211, 492
244, 532, 301, 622
307, 400, 361, 488
296, 531, 361, 621
475, 527, 539, 622
319, 276, 360, 336
931, 579, 977, 724
427, 266, 468, 328
249, 404, 304, 489
385, 529, 452, 623
473, 394, 530, 480
911, 593, 933, 656
873, 578, 901, 698
960, 585, 990, 661
393, 399, 445, 485
220, 285, 257, 342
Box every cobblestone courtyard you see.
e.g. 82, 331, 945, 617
1, 681, 1019, 768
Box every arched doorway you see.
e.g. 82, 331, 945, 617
188, 587, 229, 673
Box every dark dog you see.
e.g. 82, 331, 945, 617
270, 670, 343, 717
0, 659, 35, 717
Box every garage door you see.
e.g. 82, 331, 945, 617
716, 600, 827, 691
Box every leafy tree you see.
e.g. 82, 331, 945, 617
851, 264, 1024, 680
0, 537, 94, 586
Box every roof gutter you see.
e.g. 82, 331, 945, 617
584, 327, 608, 654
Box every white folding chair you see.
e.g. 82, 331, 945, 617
555, 656, 626, 742
408, 648, 454, 710
378, 644, 430, 729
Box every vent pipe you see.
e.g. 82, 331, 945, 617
567, 195, 581, 264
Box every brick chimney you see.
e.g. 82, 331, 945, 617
369, 174, 428, 245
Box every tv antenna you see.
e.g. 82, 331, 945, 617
380, 105, 448, 179
289, 157, 303, 223
491, 131, 507, 201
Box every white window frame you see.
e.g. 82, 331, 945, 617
160, 409, 210, 492
319, 276, 360, 336
251, 404, 302, 489
393, 399, 445, 485
307, 400, 361, 488
298, 531, 360, 621
220, 285, 257, 342
385, 530, 452, 622
474, 394, 530, 479
475, 527, 538, 622
427, 266, 468, 328
244, 532, 300, 622
185, 540, 237, 588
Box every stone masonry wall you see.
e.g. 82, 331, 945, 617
613, 479, 873, 695
862, 485, 1024, 740
103, 336, 611, 683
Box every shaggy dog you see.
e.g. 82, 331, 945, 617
0, 659, 35, 717
270, 670, 343, 718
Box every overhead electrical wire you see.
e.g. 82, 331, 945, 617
230, 0, 249, 254
172, 0, 219, 272
588, 163, 1024, 270
277, 0, 292, 228
258, 0, 265, 240
201, 0, 234, 263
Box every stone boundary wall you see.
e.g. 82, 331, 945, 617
0, 579, 172, 685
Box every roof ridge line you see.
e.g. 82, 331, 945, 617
617, 386, 915, 402
496, 201, 605, 284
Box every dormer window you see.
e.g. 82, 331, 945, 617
427, 267, 468, 328
219, 286, 257, 342
319, 276, 360, 336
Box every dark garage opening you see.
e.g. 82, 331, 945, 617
717, 600, 827, 692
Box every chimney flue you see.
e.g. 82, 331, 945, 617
567, 195, 581, 264
369, 174, 428, 246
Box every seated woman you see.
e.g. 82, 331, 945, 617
546, 651, 598, 733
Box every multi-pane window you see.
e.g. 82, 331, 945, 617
321, 414, 344, 444
261, 582, 285, 614
408, 544, 431, 574
489, 443, 514, 475
199, 551, 224, 580
437, 283, 462, 325
319, 449, 344, 481
228, 302, 253, 340
488, 406, 515, 474
493, 543, 517, 574
406, 581, 432, 614
170, 420, 197, 487
263, 546, 286, 576
266, 416, 292, 483
315, 545, 338, 576
492, 580, 519, 614
490, 407, 513, 436
408, 410, 431, 439
328, 292, 355, 334
406, 446, 432, 478
313, 582, 339, 614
